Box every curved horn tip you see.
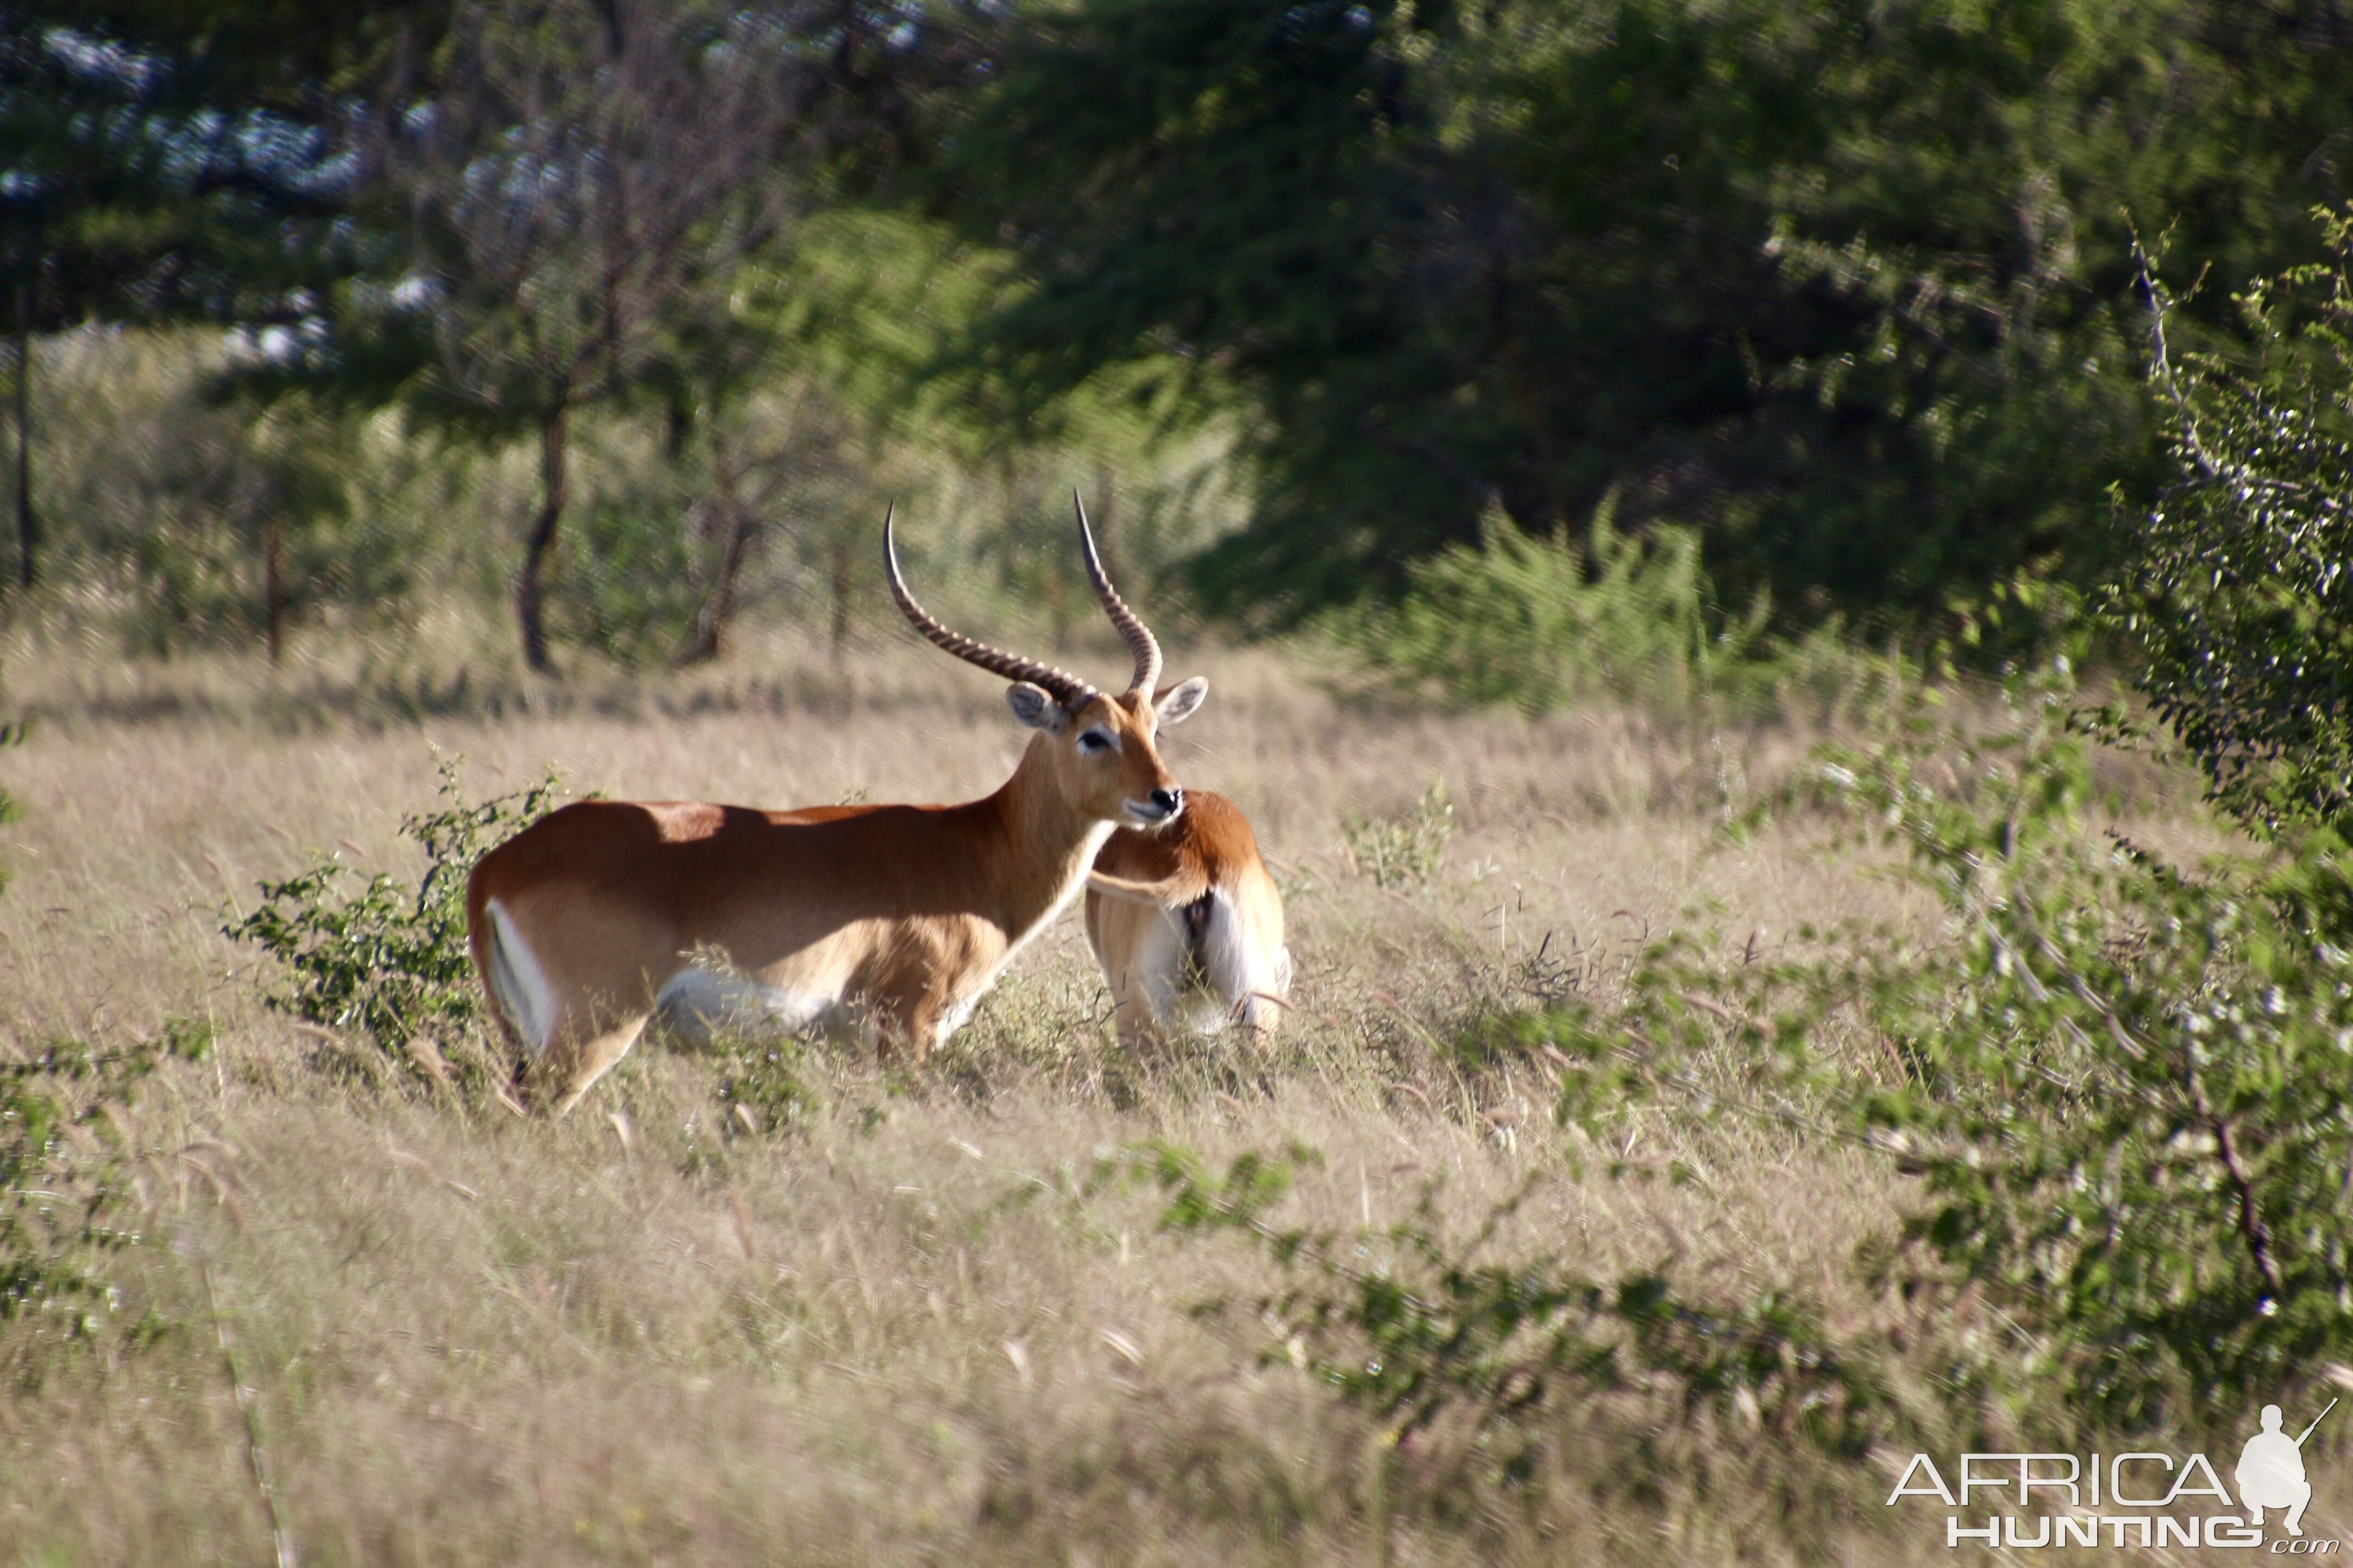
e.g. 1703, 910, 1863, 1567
882, 503, 926, 621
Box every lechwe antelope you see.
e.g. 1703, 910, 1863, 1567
465, 497, 1211, 1114
1085, 790, 1291, 1048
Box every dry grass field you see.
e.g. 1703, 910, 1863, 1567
0, 623, 2320, 1566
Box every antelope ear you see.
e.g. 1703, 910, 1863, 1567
1153, 676, 1209, 727
1007, 682, 1068, 733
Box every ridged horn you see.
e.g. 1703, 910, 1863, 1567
1074, 490, 1161, 696
884, 505, 1100, 709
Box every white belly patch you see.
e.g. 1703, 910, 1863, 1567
654, 966, 833, 1049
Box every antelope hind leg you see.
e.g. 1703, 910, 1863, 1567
526, 1010, 652, 1117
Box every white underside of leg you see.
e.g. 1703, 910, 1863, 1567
934, 992, 982, 1048
485, 898, 555, 1056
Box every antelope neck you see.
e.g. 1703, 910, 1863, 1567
966, 759, 1113, 936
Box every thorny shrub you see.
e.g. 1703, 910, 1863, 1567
1051, 1141, 1880, 1489
1816, 655, 2353, 1427
225, 759, 563, 1095
1496, 646, 2353, 1432
2118, 219, 2353, 831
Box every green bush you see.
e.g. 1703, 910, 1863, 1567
1341, 778, 1455, 890
2117, 219, 2353, 830
1326, 499, 1773, 716
560, 496, 707, 668
712, 1038, 812, 1137
226, 761, 563, 1093
1490, 648, 2353, 1431
1813, 660, 2353, 1425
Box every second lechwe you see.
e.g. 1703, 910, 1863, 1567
1085, 790, 1290, 1048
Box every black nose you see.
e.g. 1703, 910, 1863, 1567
1150, 786, 1182, 818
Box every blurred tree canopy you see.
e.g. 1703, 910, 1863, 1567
4, 0, 2352, 660
2, 0, 990, 665
943, 0, 2353, 629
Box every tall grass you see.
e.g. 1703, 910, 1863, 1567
0, 627, 2292, 1565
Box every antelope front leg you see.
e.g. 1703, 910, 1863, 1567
1108, 974, 1166, 1053
864, 975, 949, 1063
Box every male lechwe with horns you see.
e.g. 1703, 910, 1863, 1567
466, 495, 1211, 1114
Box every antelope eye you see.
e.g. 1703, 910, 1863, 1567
1077, 729, 1114, 753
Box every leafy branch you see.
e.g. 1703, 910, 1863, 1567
225, 759, 564, 1095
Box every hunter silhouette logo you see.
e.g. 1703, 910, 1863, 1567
2240, 1399, 2335, 1538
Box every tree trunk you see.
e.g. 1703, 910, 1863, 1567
680, 449, 759, 666
829, 534, 851, 668
516, 405, 569, 675
12, 292, 33, 593
263, 514, 284, 667
679, 505, 758, 665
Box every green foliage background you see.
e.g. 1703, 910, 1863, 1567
949, 0, 2351, 629
17, 0, 2353, 1509
4, 0, 2353, 660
